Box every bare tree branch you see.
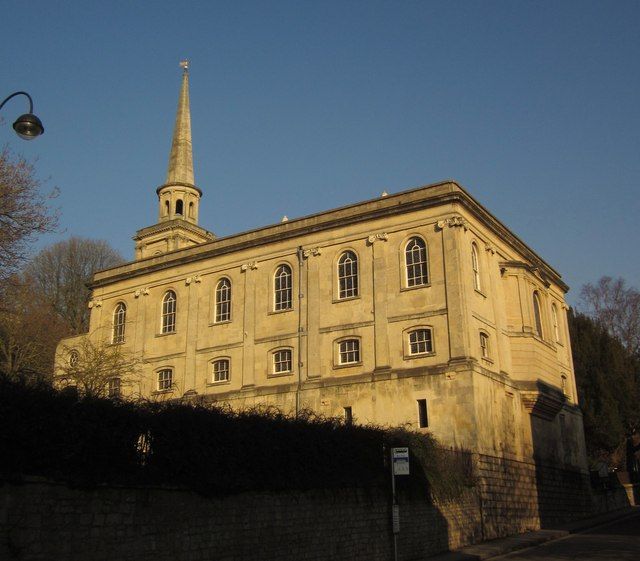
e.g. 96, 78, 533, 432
0, 146, 58, 281
25, 237, 125, 334
579, 276, 640, 356
58, 335, 141, 398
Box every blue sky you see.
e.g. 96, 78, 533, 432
3, 1, 639, 303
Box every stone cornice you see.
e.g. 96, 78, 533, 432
155, 182, 203, 197
92, 180, 567, 291
499, 260, 558, 290
133, 218, 215, 241
514, 380, 566, 420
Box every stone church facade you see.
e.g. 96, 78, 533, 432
56, 66, 587, 473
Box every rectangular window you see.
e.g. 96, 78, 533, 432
157, 369, 173, 391
108, 378, 121, 398
339, 339, 360, 365
344, 406, 353, 425
212, 359, 230, 382
480, 333, 489, 358
273, 349, 292, 374
417, 399, 428, 428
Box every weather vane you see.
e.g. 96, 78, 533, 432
180, 60, 189, 73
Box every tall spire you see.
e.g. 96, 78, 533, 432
166, 60, 194, 186
134, 61, 214, 260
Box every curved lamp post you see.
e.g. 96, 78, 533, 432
0, 91, 45, 140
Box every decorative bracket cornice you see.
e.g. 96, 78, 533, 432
515, 380, 565, 420
88, 299, 102, 309
367, 232, 389, 244
485, 244, 496, 255
134, 288, 150, 298
500, 260, 552, 287
240, 261, 258, 272
185, 275, 201, 286
302, 247, 322, 258
436, 216, 468, 231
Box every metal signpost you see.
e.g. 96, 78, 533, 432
390, 447, 410, 561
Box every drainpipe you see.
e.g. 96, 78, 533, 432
296, 246, 305, 417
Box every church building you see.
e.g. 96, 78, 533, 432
56, 64, 587, 474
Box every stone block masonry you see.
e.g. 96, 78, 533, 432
0, 454, 629, 561
0, 479, 478, 561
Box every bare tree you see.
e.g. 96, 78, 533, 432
58, 336, 141, 398
0, 274, 70, 380
579, 276, 640, 356
25, 237, 125, 334
0, 146, 58, 281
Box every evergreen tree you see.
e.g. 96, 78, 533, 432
569, 310, 640, 467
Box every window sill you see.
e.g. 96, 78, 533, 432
207, 380, 230, 387
108, 341, 125, 347
268, 308, 294, 316
209, 320, 232, 327
333, 361, 362, 370
267, 371, 293, 378
400, 283, 431, 293
474, 289, 487, 298
481, 356, 494, 365
332, 295, 361, 304
403, 352, 436, 361
156, 331, 176, 338
152, 389, 173, 395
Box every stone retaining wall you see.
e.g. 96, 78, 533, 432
0, 454, 629, 561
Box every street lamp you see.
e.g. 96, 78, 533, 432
0, 91, 45, 140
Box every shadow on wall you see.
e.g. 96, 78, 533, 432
393, 448, 481, 559
529, 380, 633, 527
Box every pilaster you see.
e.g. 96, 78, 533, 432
241, 261, 258, 387
303, 247, 322, 378
437, 216, 471, 360
368, 233, 390, 371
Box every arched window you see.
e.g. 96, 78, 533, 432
408, 328, 434, 355
479, 332, 489, 358
533, 291, 543, 338
561, 374, 568, 397
188, 201, 194, 218
69, 350, 79, 368
112, 302, 126, 344
405, 237, 428, 287
272, 349, 292, 374
215, 278, 231, 322
212, 359, 230, 383
471, 243, 481, 291
164, 200, 170, 216
175, 199, 184, 215
338, 339, 360, 365
157, 368, 173, 391
161, 290, 177, 333
274, 265, 292, 311
338, 250, 359, 299
552, 304, 560, 343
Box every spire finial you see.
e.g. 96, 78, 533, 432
180, 59, 189, 73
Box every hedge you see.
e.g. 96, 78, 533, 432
0, 376, 472, 498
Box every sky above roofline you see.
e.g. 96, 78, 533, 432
3, 1, 639, 304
